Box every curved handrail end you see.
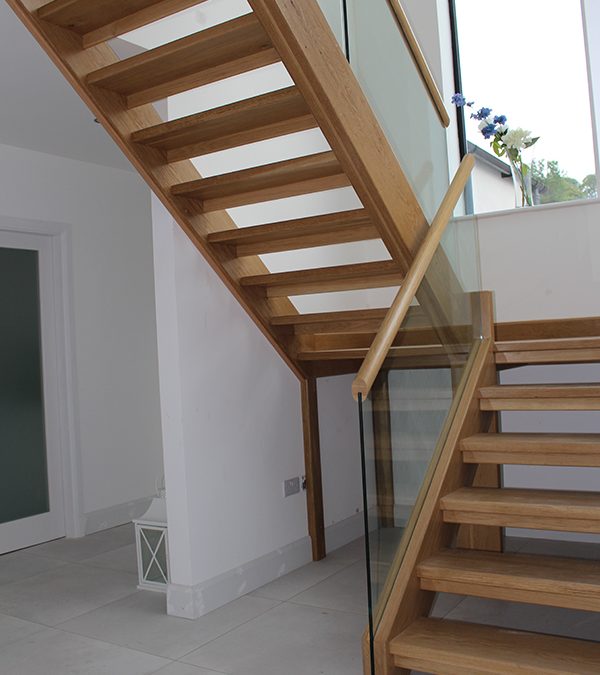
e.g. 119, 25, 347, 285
352, 377, 369, 402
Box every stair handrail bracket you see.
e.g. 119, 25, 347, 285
352, 154, 475, 401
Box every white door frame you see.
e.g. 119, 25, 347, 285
0, 215, 83, 547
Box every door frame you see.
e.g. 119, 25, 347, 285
0, 215, 83, 545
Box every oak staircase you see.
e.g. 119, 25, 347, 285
8, 0, 441, 382
371, 329, 600, 675
8, 0, 600, 673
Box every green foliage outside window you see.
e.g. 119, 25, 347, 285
532, 160, 597, 204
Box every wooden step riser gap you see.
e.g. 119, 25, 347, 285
481, 399, 600, 411
419, 578, 600, 613
443, 510, 600, 533
462, 451, 600, 467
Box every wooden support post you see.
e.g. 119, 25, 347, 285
371, 372, 395, 528
456, 291, 502, 552
301, 378, 326, 561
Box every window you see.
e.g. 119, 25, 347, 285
452, 0, 598, 212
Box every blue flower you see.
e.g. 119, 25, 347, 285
494, 115, 507, 125
481, 123, 497, 139
471, 107, 492, 121
451, 93, 467, 107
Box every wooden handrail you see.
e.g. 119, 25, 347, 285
351, 154, 475, 400
387, 0, 450, 128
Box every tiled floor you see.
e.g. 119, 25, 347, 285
0, 527, 367, 675
0, 528, 599, 674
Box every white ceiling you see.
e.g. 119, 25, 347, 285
0, 3, 133, 171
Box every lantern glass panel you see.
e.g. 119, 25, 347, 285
140, 527, 168, 584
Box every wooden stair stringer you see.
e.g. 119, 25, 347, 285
8, 0, 305, 377
369, 338, 499, 675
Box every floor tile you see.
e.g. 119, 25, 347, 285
0, 613, 45, 649
27, 524, 135, 563
84, 544, 139, 574
291, 561, 368, 615
182, 602, 365, 675
0, 563, 137, 626
154, 663, 226, 675
251, 558, 346, 601
0, 550, 66, 586
58, 591, 279, 659
325, 538, 366, 566
0, 628, 169, 675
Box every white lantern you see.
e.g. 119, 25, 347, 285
133, 495, 169, 592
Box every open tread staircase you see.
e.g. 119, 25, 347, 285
10, 1, 600, 673
10, 0, 438, 381
372, 323, 600, 675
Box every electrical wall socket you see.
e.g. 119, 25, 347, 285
283, 477, 300, 497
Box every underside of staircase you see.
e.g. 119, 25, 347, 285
8, 0, 439, 383
9, 0, 600, 673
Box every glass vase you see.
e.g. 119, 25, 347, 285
508, 155, 534, 207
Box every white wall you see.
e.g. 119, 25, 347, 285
0, 142, 163, 534
477, 199, 600, 322
477, 199, 600, 542
152, 199, 312, 618
317, 375, 364, 549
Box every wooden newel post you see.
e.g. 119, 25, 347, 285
301, 378, 326, 561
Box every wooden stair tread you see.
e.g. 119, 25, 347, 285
417, 549, 600, 611
37, 0, 204, 48
272, 307, 390, 326
297, 345, 468, 369
271, 306, 427, 336
441, 487, 600, 520
495, 337, 600, 352
206, 209, 377, 255
441, 487, 600, 532
132, 87, 317, 162
480, 384, 600, 398
479, 383, 600, 411
239, 260, 401, 297
171, 151, 350, 212
495, 337, 600, 366
390, 617, 600, 674
87, 14, 279, 108
461, 433, 600, 466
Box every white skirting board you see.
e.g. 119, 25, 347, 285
167, 537, 313, 619
168, 513, 366, 619
83, 497, 153, 536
